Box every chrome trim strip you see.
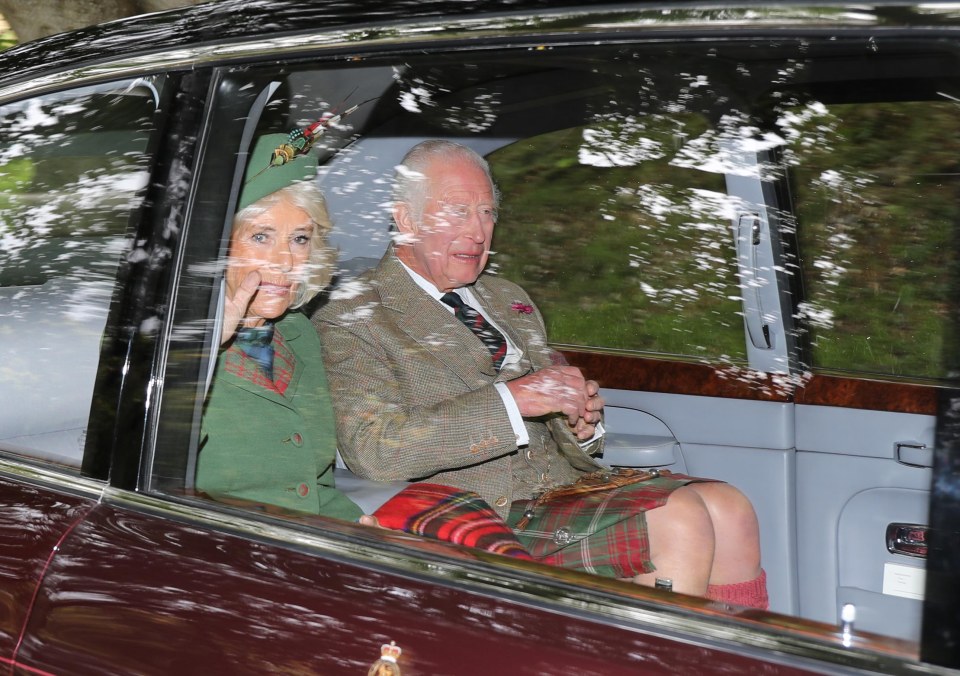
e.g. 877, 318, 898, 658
0, 455, 106, 498
101, 485, 933, 675
0, 5, 954, 105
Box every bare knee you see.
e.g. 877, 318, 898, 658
688, 482, 759, 540
687, 482, 763, 582
649, 486, 716, 546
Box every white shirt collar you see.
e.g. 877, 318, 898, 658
397, 259, 481, 307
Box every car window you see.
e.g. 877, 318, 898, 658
157, 39, 960, 497
154, 48, 758, 506
151, 38, 958, 646
490, 120, 744, 362
787, 99, 960, 381
0, 78, 164, 468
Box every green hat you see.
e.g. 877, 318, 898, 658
237, 132, 318, 212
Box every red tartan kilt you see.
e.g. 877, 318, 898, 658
507, 472, 713, 578
374, 483, 533, 560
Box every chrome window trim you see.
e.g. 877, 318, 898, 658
0, 455, 106, 499
0, 5, 955, 107
100, 483, 932, 675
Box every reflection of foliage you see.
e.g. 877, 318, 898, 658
0, 92, 153, 289
0, 156, 34, 220
392, 65, 500, 133
0, 156, 33, 189
579, 114, 667, 167
0, 27, 15, 52
490, 121, 745, 362
785, 100, 960, 379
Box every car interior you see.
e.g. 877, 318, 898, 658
2, 33, 957, 649
259, 41, 954, 640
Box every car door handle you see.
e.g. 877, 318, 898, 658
886, 523, 928, 558
895, 441, 932, 468
735, 212, 772, 349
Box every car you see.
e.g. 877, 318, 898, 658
1, 0, 959, 673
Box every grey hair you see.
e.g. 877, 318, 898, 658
393, 140, 501, 223
232, 180, 335, 308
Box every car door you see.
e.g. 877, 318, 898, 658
0, 74, 175, 669
6, 55, 847, 676
0, 473, 98, 669
784, 86, 954, 639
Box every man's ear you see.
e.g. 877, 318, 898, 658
393, 201, 417, 234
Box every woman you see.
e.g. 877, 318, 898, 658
196, 132, 531, 560
196, 132, 362, 519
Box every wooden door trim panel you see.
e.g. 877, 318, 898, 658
561, 350, 939, 415
794, 374, 937, 416
561, 350, 791, 402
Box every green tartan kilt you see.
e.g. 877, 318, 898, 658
507, 472, 713, 578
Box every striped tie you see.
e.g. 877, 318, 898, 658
441, 291, 507, 370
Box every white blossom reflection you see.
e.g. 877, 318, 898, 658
778, 95, 959, 377
0, 80, 160, 463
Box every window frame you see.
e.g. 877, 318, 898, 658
0, 74, 176, 477
140, 28, 960, 673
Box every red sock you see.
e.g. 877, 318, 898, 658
706, 569, 769, 610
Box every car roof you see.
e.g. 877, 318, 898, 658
0, 0, 620, 81
2, 0, 960, 90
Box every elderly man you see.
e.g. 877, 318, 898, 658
315, 140, 767, 607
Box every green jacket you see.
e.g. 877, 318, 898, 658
196, 312, 362, 520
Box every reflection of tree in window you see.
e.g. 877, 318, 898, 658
785, 100, 960, 379
392, 65, 500, 133
0, 82, 159, 466
0, 92, 153, 292
490, 114, 744, 363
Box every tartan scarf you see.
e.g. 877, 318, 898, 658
234, 323, 275, 380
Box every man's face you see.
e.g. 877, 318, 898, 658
394, 155, 497, 291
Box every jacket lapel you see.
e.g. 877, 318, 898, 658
376, 252, 500, 386
275, 316, 305, 398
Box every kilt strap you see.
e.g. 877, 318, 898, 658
514, 467, 665, 530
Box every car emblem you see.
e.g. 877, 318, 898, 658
367, 640, 403, 675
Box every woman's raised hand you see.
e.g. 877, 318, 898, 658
220, 270, 260, 345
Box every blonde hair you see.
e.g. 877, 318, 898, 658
232, 180, 335, 308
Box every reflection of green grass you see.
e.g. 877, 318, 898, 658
491, 100, 958, 380
0, 157, 35, 210
791, 101, 959, 380
544, 299, 744, 359
0, 29, 16, 52
811, 296, 945, 378
491, 123, 746, 362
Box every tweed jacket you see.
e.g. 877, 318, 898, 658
196, 312, 363, 521
315, 250, 604, 518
